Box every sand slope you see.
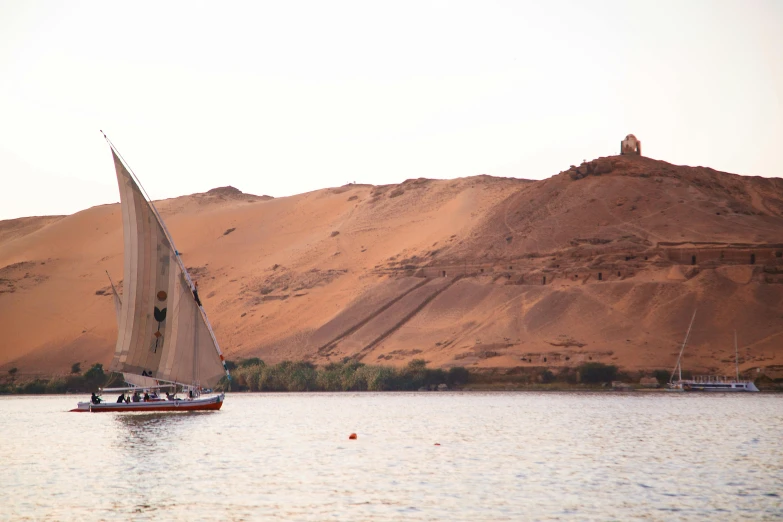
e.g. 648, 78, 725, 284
2, 156, 782, 378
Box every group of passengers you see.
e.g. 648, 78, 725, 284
89, 389, 187, 405
88, 390, 174, 404
113, 390, 170, 403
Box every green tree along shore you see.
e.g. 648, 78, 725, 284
216, 359, 470, 392
0, 359, 470, 394
0, 363, 120, 395
2, 360, 779, 394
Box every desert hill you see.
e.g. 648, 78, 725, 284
1, 156, 782, 379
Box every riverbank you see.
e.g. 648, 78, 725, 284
2, 358, 780, 394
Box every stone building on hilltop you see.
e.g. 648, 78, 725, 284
621, 134, 641, 156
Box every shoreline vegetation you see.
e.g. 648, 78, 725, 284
2, 359, 780, 394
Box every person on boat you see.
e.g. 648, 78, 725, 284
116, 393, 125, 403
124, 395, 131, 404
165, 392, 175, 400
91, 393, 102, 405
132, 391, 141, 402
192, 281, 202, 307
143, 392, 150, 401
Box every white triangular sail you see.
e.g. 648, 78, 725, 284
106, 273, 160, 389
122, 372, 161, 389
108, 149, 228, 389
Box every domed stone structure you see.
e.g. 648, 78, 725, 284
621, 134, 641, 156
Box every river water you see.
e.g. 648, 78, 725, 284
1, 392, 781, 521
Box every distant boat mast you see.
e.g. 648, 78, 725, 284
671, 309, 697, 384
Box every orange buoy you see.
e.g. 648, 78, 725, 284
348, 433, 357, 440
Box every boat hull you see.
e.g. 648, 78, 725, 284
683, 384, 759, 392
671, 381, 760, 392
70, 393, 224, 412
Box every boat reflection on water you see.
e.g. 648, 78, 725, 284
113, 411, 216, 428
111, 411, 218, 459
105, 412, 219, 515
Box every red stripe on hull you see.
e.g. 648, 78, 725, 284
89, 401, 223, 413
70, 395, 225, 413
90, 402, 223, 413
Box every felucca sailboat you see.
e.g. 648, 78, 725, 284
72, 135, 231, 412
668, 310, 759, 392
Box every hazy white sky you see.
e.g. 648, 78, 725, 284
0, 0, 781, 220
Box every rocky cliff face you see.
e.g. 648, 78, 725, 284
2, 156, 782, 378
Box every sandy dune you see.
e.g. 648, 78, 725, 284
2, 155, 782, 379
